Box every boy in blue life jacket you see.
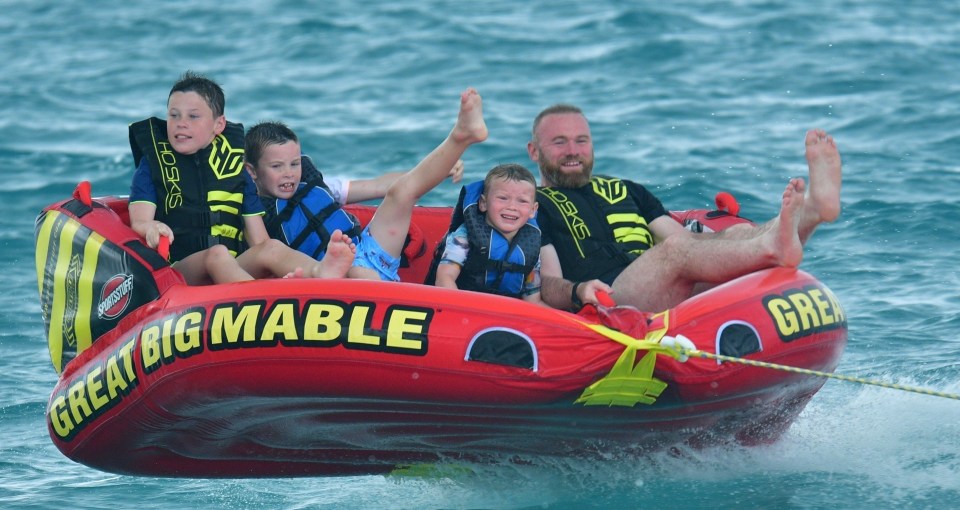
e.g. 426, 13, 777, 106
128, 71, 355, 285
244, 88, 487, 281
434, 164, 545, 304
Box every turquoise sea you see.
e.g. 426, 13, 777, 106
3, 1, 959, 508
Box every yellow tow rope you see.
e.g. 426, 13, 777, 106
574, 318, 960, 405
676, 346, 960, 401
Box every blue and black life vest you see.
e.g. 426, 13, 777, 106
261, 157, 362, 260
129, 117, 247, 263
428, 181, 540, 297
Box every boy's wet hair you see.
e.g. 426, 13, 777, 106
483, 163, 537, 194
170, 70, 226, 118
245, 121, 299, 166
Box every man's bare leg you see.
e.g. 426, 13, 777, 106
799, 128, 842, 243
613, 180, 804, 311
709, 129, 840, 246
766, 178, 805, 267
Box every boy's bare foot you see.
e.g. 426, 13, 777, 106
450, 88, 488, 145
311, 229, 356, 279
769, 178, 805, 268
284, 267, 305, 279
800, 129, 842, 242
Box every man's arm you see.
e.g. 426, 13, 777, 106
540, 245, 588, 311
540, 244, 613, 310
538, 245, 570, 309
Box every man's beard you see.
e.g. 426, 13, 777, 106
538, 154, 593, 188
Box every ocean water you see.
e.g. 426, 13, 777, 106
2, 0, 959, 508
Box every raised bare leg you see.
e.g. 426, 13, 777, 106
366, 88, 488, 259
799, 128, 841, 243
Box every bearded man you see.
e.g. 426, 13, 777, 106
527, 104, 842, 312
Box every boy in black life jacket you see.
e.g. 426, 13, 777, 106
244, 88, 486, 281
128, 71, 355, 285
435, 164, 545, 305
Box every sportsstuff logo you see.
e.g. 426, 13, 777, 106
98, 274, 134, 319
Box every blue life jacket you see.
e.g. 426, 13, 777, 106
451, 181, 541, 298
263, 167, 362, 260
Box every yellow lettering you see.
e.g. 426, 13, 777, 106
49, 395, 73, 438
67, 379, 92, 429
808, 289, 834, 326
204, 299, 433, 354
571, 219, 589, 240
826, 288, 845, 324
161, 318, 175, 358
767, 297, 800, 336
49, 337, 141, 441
765, 286, 846, 342
104, 355, 127, 399
141, 324, 161, 368
303, 302, 344, 342
158, 142, 183, 210
85, 366, 109, 410
210, 304, 262, 346
263, 303, 298, 341
175, 311, 203, 352
158, 142, 177, 167
119, 338, 137, 382
142, 312, 204, 373
348, 305, 381, 346
385, 309, 427, 352
788, 292, 820, 330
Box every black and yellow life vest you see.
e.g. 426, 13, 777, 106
536, 176, 658, 284
129, 117, 247, 263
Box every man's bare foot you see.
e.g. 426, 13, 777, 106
768, 178, 805, 268
799, 129, 842, 242
450, 88, 488, 145
311, 229, 356, 279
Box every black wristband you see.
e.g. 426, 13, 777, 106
570, 281, 584, 309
